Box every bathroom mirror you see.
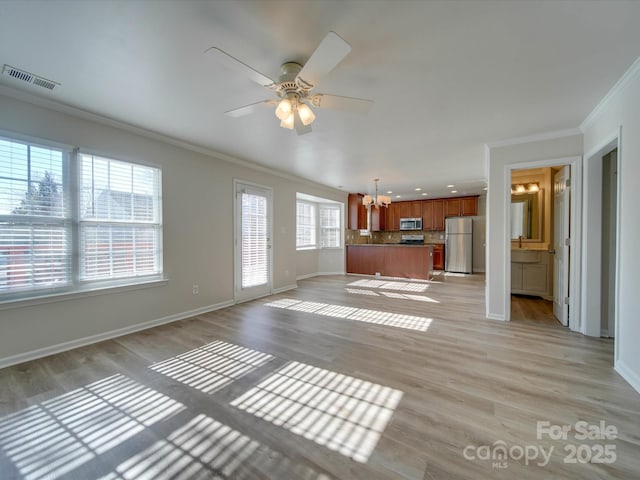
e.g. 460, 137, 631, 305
510, 190, 543, 241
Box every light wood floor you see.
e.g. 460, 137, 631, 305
511, 294, 561, 326
1, 274, 638, 479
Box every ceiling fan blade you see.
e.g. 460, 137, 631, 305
308, 94, 373, 113
294, 121, 312, 136
206, 47, 275, 87
225, 99, 277, 117
295, 32, 351, 90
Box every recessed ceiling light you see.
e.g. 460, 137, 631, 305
386, 190, 393, 194
451, 190, 457, 193
421, 192, 428, 196
415, 187, 421, 191
447, 184, 455, 188
395, 195, 401, 198
483, 187, 488, 191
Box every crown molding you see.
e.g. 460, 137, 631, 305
580, 55, 640, 132
486, 127, 582, 149
0, 84, 345, 197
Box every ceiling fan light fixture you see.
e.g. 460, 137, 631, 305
280, 112, 295, 129
275, 98, 292, 121
297, 101, 316, 126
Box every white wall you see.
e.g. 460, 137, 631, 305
0, 92, 345, 364
486, 134, 583, 320
582, 59, 640, 392
295, 248, 345, 279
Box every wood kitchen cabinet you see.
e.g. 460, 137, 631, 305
370, 205, 386, 231
421, 199, 445, 231
398, 201, 413, 219
461, 196, 478, 216
432, 200, 445, 229
348, 193, 367, 230
346, 245, 380, 275
385, 203, 401, 231
445, 196, 478, 217
346, 245, 433, 280
432, 244, 444, 270
445, 198, 461, 217
352, 193, 476, 231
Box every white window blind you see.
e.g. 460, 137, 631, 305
320, 205, 341, 248
241, 192, 268, 288
0, 138, 70, 294
296, 202, 316, 249
80, 154, 162, 281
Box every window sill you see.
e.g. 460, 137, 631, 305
296, 246, 343, 252
0, 276, 169, 311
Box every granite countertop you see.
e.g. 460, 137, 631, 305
346, 243, 434, 247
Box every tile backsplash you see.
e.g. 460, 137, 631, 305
346, 230, 445, 244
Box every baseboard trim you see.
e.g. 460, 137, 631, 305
272, 284, 298, 294
486, 313, 506, 321
296, 273, 316, 280
296, 271, 344, 281
0, 300, 234, 369
614, 361, 640, 395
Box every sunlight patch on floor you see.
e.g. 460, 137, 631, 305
345, 287, 380, 296
347, 279, 429, 292
379, 291, 439, 303
0, 374, 185, 480
230, 361, 403, 463
149, 340, 274, 394
103, 413, 332, 480
265, 298, 433, 331
430, 271, 470, 277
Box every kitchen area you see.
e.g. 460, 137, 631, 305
345, 194, 485, 280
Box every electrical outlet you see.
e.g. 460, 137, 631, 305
192, 284, 199, 295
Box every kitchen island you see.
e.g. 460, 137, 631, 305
346, 244, 434, 280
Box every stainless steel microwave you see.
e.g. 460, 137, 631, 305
399, 217, 422, 230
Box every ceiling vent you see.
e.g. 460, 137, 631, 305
2, 65, 60, 91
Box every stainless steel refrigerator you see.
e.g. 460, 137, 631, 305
445, 217, 473, 273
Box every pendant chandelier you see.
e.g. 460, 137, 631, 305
362, 179, 391, 207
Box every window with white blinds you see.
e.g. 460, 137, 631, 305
0, 133, 163, 301
296, 202, 316, 249
296, 197, 341, 250
241, 192, 268, 288
80, 154, 162, 281
0, 138, 70, 295
320, 205, 341, 248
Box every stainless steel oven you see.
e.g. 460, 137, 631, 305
399, 217, 422, 230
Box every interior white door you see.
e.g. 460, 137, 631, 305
553, 166, 570, 326
235, 181, 272, 302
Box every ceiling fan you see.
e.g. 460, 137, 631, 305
206, 31, 373, 135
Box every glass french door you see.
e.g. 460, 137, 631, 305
234, 181, 272, 302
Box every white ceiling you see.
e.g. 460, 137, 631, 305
1, 0, 639, 200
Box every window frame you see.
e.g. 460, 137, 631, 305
295, 197, 342, 251
319, 203, 342, 249
296, 200, 317, 250
0, 133, 164, 306
78, 151, 163, 284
